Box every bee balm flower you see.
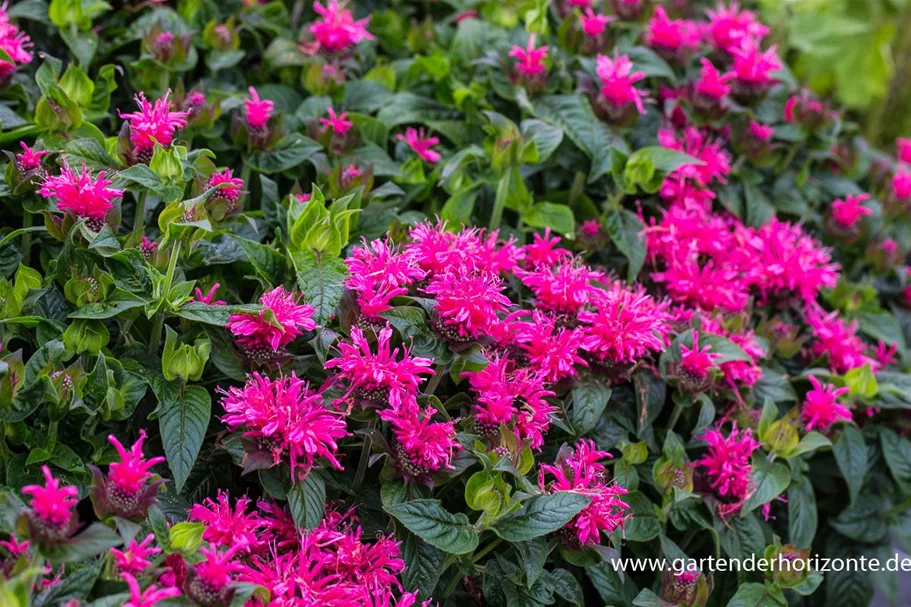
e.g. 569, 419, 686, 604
830, 193, 872, 229
90, 430, 166, 520
40, 161, 124, 231
307, 0, 373, 54
227, 286, 316, 359
118, 91, 189, 163
594, 53, 647, 124
396, 127, 441, 163
802, 375, 852, 432
21, 466, 79, 546
697, 425, 759, 516
244, 87, 274, 132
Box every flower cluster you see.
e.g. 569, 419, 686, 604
697, 425, 760, 516
226, 286, 316, 359
90, 431, 165, 520
119, 91, 189, 162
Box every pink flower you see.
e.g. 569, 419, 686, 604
321, 106, 353, 135
406, 221, 524, 276
784, 91, 835, 129
876, 341, 899, 367
295, 192, 311, 203
694, 58, 733, 101
193, 283, 226, 306
122, 573, 180, 607
111, 534, 161, 575
380, 402, 461, 482
464, 355, 557, 449
189, 492, 264, 551
644, 6, 701, 57
898, 137, 911, 165
802, 375, 852, 432
539, 440, 630, 546
0, 4, 33, 79
396, 127, 441, 163
220, 373, 349, 479
227, 286, 316, 353
659, 127, 732, 187
140, 237, 158, 261
88, 431, 166, 521
244, 87, 273, 131
344, 238, 426, 319
208, 168, 245, 202
118, 91, 189, 157
705, 2, 769, 53
308, 0, 373, 53
679, 331, 720, 383
523, 228, 572, 268
423, 267, 512, 341
894, 169, 911, 200
509, 35, 549, 76
517, 259, 603, 314
697, 425, 759, 516
40, 161, 123, 223
806, 309, 875, 374
749, 120, 774, 142
185, 544, 245, 606
107, 430, 166, 498
21, 466, 78, 540
578, 282, 670, 364
16, 141, 47, 171
595, 53, 647, 115
514, 312, 588, 382
579, 9, 612, 38
324, 325, 434, 408
831, 193, 872, 228
731, 43, 781, 87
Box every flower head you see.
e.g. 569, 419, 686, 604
184, 544, 245, 606
244, 87, 274, 131
16, 141, 48, 172
898, 138, 911, 165
107, 430, 166, 497
397, 127, 441, 163
806, 309, 874, 374
517, 260, 603, 314
894, 169, 911, 200
91, 430, 167, 519
697, 425, 759, 516
40, 161, 123, 223
193, 283, 226, 306
380, 403, 461, 483
802, 375, 852, 432
705, 2, 769, 53
227, 286, 316, 354
112, 534, 161, 575
189, 492, 264, 551
644, 6, 701, 58
220, 373, 349, 480
731, 43, 781, 87
122, 573, 180, 607
344, 238, 426, 320
424, 267, 512, 342
749, 120, 774, 143
325, 325, 434, 408
21, 466, 79, 541
119, 91, 189, 157
0, 4, 32, 79
523, 228, 572, 268
208, 168, 245, 202
309, 0, 373, 53
831, 193, 872, 228
679, 331, 720, 384
539, 440, 629, 546
513, 311, 587, 382
321, 106, 353, 136
509, 35, 549, 76
579, 9, 612, 38
579, 282, 670, 365
694, 58, 733, 101
596, 53, 647, 115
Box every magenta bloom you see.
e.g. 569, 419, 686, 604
108, 430, 166, 497
509, 35, 549, 76
16, 141, 47, 171
539, 440, 629, 546
406, 221, 524, 276
396, 127, 441, 163
220, 373, 349, 480
831, 193, 872, 228
185, 544, 246, 606
90, 430, 166, 520
595, 53, 647, 115
731, 43, 781, 86
697, 425, 759, 516
643, 6, 701, 58
694, 58, 733, 101
193, 283, 226, 306
380, 403, 461, 482
21, 466, 79, 542
324, 325, 434, 408
876, 341, 899, 367
579, 282, 670, 364
749, 120, 774, 142
244, 87, 274, 131
523, 228, 572, 268
123, 573, 180, 607
119, 91, 189, 157
40, 161, 123, 223
208, 168, 245, 202
680, 331, 720, 383
514, 311, 587, 382
518, 260, 604, 314
308, 0, 373, 53
227, 286, 316, 353
464, 354, 557, 449
424, 267, 512, 342
0, 4, 33, 79
806, 309, 874, 374
344, 238, 426, 319
189, 492, 264, 551
579, 9, 612, 38
321, 106, 353, 136
705, 2, 769, 53
894, 169, 911, 200
898, 137, 911, 165
802, 375, 852, 432
112, 534, 161, 575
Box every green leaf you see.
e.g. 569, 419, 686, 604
493, 492, 591, 542
725, 582, 787, 607
63, 138, 117, 170
515, 538, 550, 587
881, 428, 911, 493
157, 383, 211, 492
385, 499, 479, 555
546, 569, 583, 606
288, 473, 326, 530
833, 425, 867, 504
520, 119, 563, 164
787, 473, 817, 549
523, 202, 575, 235
740, 458, 790, 515
843, 363, 877, 399
571, 381, 612, 436
177, 303, 264, 326
440, 187, 479, 226
605, 209, 646, 281
291, 250, 349, 324
43, 523, 121, 564
168, 522, 205, 554
402, 530, 445, 599
624, 491, 661, 542
245, 134, 321, 174
830, 494, 889, 543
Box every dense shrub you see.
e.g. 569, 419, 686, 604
1, 0, 911, 606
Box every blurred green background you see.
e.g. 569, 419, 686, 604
753, 0, 910, 149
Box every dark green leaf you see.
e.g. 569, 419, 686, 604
385, 499, 479, 555
493, 492, 591, 542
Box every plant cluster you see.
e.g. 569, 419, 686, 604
1, 0, 911, 607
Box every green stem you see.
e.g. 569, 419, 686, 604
472, 538, 503, 563
423, 364, 446, 397
489, 175, 507, 231
0, 226, 46, 251
148, 240, 182, 355
442, 568, 463, 599
130, 190, 148, 247
667, 400, 685, 433
21, 211, 32, 266
353, 419, 378, 490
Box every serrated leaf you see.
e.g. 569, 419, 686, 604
385, 499, 479, 555
291, 250, 348, 324
156, 383, 211, 492
493, 492, 591, 542
288, 473, 326, 530
833, 425, 867, 504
